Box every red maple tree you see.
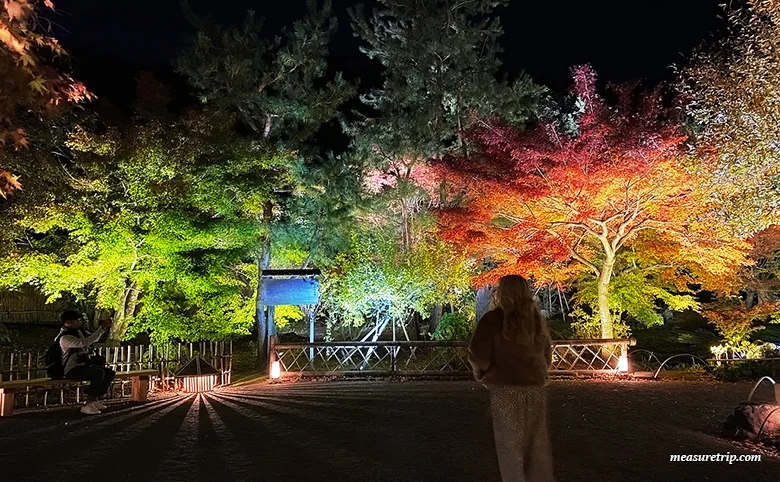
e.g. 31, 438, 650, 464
436, 66, 747, 338
0, 0, 91, 197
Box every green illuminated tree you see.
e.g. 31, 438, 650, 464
177, 0, 356, 356
349, 0, 543, 240
349, 0, 542, 163
0, 104, 290, 342
322, 229, 473, 341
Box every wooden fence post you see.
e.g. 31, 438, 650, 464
131, 376, 149, 402
0, 388, 15, 417
309, 307, 315, 361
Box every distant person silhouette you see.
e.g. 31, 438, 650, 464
57, 310, 115, 415
469, 275, 554, 482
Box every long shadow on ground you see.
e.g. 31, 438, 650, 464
1, 380, 779, 482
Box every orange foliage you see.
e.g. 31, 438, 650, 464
704, 301, 780, 345
0, 0, 91, 197
436, 66, 748, 292
742, 225, 780, 301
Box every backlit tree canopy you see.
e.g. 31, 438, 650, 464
438, 66, 748, 338
322, 230, 473, 340
680, 0, 780, 235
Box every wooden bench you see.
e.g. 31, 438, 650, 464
0, 369, 158, 417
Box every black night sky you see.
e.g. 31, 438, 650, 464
50, 0, 726, 109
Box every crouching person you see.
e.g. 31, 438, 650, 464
57, 310, 115, 415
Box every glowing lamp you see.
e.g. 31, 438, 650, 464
175, 357, 220, 393
618, 355, 629, 373
271, 360, 281, 380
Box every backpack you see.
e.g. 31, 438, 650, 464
45, 330, 80, 380
44, 340, 65, 379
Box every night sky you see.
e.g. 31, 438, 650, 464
49, 0, 726, 107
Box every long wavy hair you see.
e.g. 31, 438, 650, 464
495, 275, 547, 345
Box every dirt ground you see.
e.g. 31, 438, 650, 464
1, 379, 779, 482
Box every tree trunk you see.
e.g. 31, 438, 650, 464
429, 304, 443, 334
476, 285, 495, 321
255, 237, 271, 361
400, 204, 411, 252
91, 308, 102, 332
597, 258, 615, 339
109, 283, 138, 344
411, 311, 421, 340
745, 290, 758, 310
256, 201, 274, 362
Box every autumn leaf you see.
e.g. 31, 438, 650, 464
0, 169, 22, 197
28, 76, 48, 94
4, 0, 24, 21
11, 127, 28, 148
680, 0, 780, 234
0, 23, 27, 56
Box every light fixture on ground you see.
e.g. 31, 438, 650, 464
176, 357, 220, 393
618, 355, 629, 372
271, 360, 281, 380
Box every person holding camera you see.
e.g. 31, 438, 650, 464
57, 310, 115, 415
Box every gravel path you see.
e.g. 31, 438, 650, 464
1, 380, 779, 482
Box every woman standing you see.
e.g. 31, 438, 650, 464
469, 275, 554, 482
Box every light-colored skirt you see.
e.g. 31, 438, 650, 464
489, 384, 554, 482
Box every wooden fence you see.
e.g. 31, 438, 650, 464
0, 290, 67, 324
271, 338, 635, 377
0, 341, 233, 409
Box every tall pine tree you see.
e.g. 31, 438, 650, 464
177, 0, 356, 358
347, 0, 544, 328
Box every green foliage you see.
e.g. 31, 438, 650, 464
2, 1, 360, 346
0, 111, 287, 342
349, 0, 543, 161
703, 298, 780, 351
274, 305, 305, 330
177, 0, 355, 143
574, 248, 700, 331
568, 307, 603, 339
632, 325, 719, 357
711, 361, 777, 382
569, 307, 629, 339
710, 341, 777, 360
271, 153, 366, 269
347, 0, 544, 267
431, 312, 473, 341
322, 231, 473, 332
176, 2, 360, 352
